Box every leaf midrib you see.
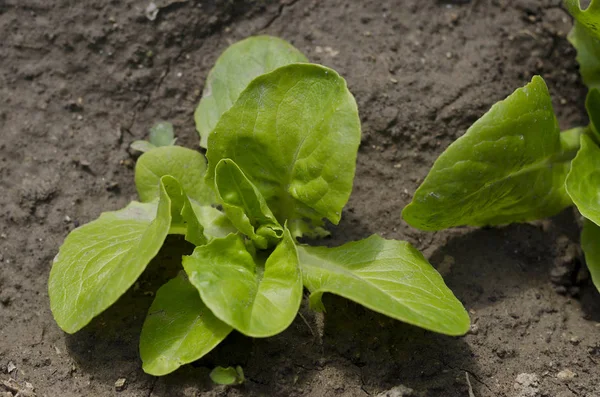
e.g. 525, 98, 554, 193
297, 248, 459, 315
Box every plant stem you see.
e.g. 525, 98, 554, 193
168, 224, 187, 235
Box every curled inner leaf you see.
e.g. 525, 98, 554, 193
215, 158, 283, 249
183, 229, 302, 337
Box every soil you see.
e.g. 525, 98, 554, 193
1, 0, 599, 396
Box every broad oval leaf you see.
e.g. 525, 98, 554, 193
183, 230, 302, 337
140, 274, 232, 376
206, 64, 361, 237
194, 35, 308, 148
582, 219, 600, 292
403, 76, 575, 231
49, 176, 208, 333
297, 235, 470, 336
215, 158, 283, 249
135, 146, 214, 205
566, 133, 600, 225
49, 183, 172, 333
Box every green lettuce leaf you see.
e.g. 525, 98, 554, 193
565, 0, 600, 88
403, 76, 576, 231
566, 133, 600, 225
586, 88, 600, 142
183, 229, 302, 337
565, 0, 600, 34
135, 146, 214, 205
140, 274, 232, 376
581, 219, 600, 292
149, 121, 175, 147
565, 0, 600, 89
297, 235, 470, 336
210, 366, 245, 385
130, 140, 157, 153
206, 64, 361, 237
189, 201, 237, 240
214, 158, 283, 249
161, 175, 206, 246
195, 35, 308, 148
568, 20, 600, 90
49, 176, 196, 333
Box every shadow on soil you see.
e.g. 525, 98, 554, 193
63, 208, 600, 396
64, 228, 484, 396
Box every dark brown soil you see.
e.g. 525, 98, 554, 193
1, 0, 599, 396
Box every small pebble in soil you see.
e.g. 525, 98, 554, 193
556, 369, 576, 381
115, 377, 126, 391
569, 336, 580, 345
514, 373, 539, 397
468, 323, 479, 335
375, 384, 414, 397
7, 361, 16, 374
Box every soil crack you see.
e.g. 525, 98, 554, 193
256, 0, 300, 32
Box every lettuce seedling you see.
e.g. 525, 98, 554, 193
49, 35, 470, 377
210, 366, 245, 386
403, 0, 600, 292
130, 121, 177, 153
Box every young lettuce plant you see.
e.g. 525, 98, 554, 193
49, 36, 470, 377
402, 0, 600, 292
130, 121, 177, 153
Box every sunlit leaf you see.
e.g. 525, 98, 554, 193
195, 35, 308, 148
403, 76, 575, 231
298, 235, 470, 336
206, 64, 361, 237
183, 229, 302, 337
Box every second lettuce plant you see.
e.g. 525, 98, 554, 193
403, 0, 600, 291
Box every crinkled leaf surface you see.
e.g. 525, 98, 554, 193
49, 178, 179, 333
135, 146, 214, 205
149, 121, 175, 147
183, 229, 302, 337
297, 235, 470, 336
582, 219, 600, 292
566, 0, 600, 89
140, 276, 232, 376
140, 274, 232, 376
195, 35, 308, 148
403, 76, 574, 231
566, 0, 600, 35
566, 133, 600, 225
215, 159, 283, 249
206, 64, 361, 237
